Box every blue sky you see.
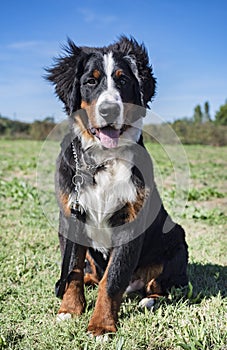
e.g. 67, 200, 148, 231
1, 0, 227, 123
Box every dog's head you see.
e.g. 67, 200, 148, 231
46, 36, 156, 148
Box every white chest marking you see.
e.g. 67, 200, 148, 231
78, 158, 137, 249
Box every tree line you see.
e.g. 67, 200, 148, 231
144, 100, 227, 146
192, 100, 227, 125
0, 116, 56, 140
172, 100, 227, 145
0, 99, 227, 145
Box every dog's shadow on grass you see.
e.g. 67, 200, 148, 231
187, 262, 227, 299
121, 262, 226, 316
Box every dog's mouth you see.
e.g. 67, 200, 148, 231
90, 126, 121, 148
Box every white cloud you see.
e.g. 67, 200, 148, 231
7, 41, 42, 50
78, 8, 117, 24
5, 40, 59, 59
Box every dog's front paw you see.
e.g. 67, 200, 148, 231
58, 279, 86, 318
87, 315, 116, 336
57, 300, 85, 319
88, 332, 109, 342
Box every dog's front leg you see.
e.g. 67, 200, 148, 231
87, 255, 122, 335
58, 244, 87, 317
88, 284, 121, 335
88, 237, 143, 335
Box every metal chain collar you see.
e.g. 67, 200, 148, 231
71, 141, 84, 214
70, 140, 116, 215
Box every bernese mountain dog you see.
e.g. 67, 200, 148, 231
46, 36, 188, 336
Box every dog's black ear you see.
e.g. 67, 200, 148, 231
45, 39, 87, 115
116, 36, 156, 108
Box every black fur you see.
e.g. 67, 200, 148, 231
46, 36, 188, 334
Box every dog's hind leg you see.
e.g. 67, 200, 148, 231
139, 243, 188, 310
156, 243, 189, 293
129, 264, 164, 310
84, 252, 100, 286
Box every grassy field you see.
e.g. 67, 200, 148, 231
0, 140, 226, 350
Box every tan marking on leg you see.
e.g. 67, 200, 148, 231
58, 245, 87, 316
84, 252, 100, 286
146, 279, 163, 297
84, 273, 100, 285
133, 264, 164, 296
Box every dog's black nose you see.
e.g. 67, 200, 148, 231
98, 102, 121, 120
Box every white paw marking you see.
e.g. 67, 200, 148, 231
96, 334, 109, 342
56, 312, 72, 322
88, 333, 109, 342
139, 297, 155, 310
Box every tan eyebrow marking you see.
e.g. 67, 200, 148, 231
93, 69, 101, 79
115, 69, 123, 78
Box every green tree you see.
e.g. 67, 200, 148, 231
215, 100, 227, 125
203, 101, 211, 122
193, 104, 203, 123
44, 116, 55, 123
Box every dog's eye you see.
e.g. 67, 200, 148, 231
119, 78, 126, 86
86, 78, 97, 86
116, 75, 128, 87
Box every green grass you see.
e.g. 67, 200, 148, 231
0, 140, 226, 350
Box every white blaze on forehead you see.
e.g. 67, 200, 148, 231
103, 51, 115, 90
96, 51, 123, 128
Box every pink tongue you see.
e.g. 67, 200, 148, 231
99, 127, 120, 148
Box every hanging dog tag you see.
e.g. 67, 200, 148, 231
70, 174, 84, 216
70, 196, 85, 216
70, 201, 84, 216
